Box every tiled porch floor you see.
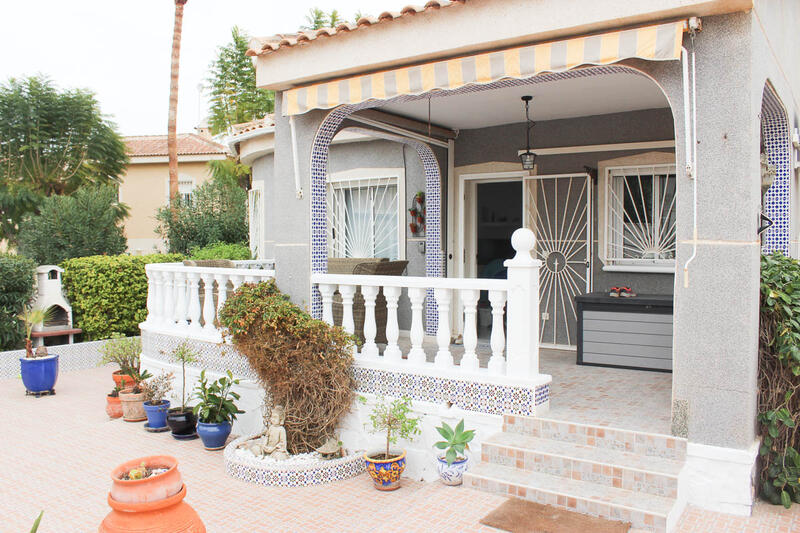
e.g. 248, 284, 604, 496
397, 338, 672, 434
2, 366, 799, 532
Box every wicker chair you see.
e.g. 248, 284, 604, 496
330, 259, 409, 343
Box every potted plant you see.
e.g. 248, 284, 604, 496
18, 307, 59, 396
118, 366, 152, 422
362, 395, 421, 491
99, 334, 143, 389
142, 371, 174, 432
100, 455, 205, 531
166, 342, 199, 439
433, 419, 476, 485
193, 369, 243, 450
106, 383, 123, 419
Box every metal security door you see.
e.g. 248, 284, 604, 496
524, 173, 592, 348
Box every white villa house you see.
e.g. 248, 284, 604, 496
139, 1, 800, 531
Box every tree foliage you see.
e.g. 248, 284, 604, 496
155, 174, 248, 254
0, 254, 35, 350
207, 27, 274, 135
300, 7, 361, 29
0, 76, 128, 243
17, 185, 128, 265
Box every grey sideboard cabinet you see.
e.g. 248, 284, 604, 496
574, 292, 673, 372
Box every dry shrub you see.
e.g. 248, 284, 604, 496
219, 281, 355, 454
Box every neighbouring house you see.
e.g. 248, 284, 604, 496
139, 1, 799, 530
120, 133, 229, 253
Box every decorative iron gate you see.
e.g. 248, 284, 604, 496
524, 173, 592, 347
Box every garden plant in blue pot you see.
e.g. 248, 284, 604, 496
18, 307, 59, 396
193, 369, 243, 450
434, 419, 476, 485
362, 396, 421, 491
166, 343, 199, 439
142, 371, 174, 432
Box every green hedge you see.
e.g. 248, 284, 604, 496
61, 253, 182, 340
189, 242, 251, 261
0, 254, 36, 349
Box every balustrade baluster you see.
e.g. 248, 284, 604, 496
215, 273, 230, 317
434, 288, 453, 368
162, 271, 175, 327
200, 272, 216, 336
408, 287, 427, 365
230, 274, 244, 293
318, 284, 335, 325
174, 271, 188, 328
145, 269, 155, 325
152, 270, 164, 326
339, 285, 357, 355
186, 272, 202, 333
488, 290, 507, 374
383, 286, 402, 362
460, 289, 480, 372
360, 285, 379, 359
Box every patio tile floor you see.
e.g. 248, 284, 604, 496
3, 365, 797, 532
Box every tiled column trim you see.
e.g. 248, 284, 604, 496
761, 84, 791, 254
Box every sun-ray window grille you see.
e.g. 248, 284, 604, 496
604, 164, 677, 266
327, 177, 401, 260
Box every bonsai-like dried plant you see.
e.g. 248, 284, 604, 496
171, 342, 199, 412
219, 280, 355, 454
143, 371, 175, 405
363, 395, 421, 460
99, 334, 142, 377
18, 307, 54, 358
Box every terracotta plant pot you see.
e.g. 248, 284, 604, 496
113, 371, 136, 390
119, 391, 146, 422
100, 455, 205, 532
364, 449, 406, 491
106, 395, 123, 419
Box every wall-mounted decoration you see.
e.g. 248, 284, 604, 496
408, 191, 426, 236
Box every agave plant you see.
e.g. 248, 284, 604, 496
17, 307, 54, 358
434, 419, 476, 465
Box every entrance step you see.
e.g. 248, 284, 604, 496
464, 462, 676, 532
482, 431, 681, 498
466, 415, 687, 532
503, 415, 687, 461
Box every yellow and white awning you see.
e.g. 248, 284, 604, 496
283, 21, 684, 116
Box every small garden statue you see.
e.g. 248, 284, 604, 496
238, 405, 289, 460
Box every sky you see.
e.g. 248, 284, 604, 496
0, 0, 411, 136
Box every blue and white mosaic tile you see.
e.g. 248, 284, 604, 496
761, 85, 792, 255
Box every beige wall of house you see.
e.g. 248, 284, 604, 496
118, 160, 215, 254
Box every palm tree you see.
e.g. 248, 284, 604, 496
168, 0, 189, 202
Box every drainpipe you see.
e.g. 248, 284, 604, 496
289, 115, 303, 199
682, 21, 700, 288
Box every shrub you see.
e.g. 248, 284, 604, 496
18, 185, 128, 265
189, 241, 251, 261
219, 280, 355, 453
758, 252, 800, 507
0, 254, 35, 350
155, 176, 248, 254
61, 253, 182, 340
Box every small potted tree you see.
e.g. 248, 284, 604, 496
118, 366, 152, 422
166, 342, 199, 439
18, 307, 59, 396
142, 371, 174, 432
193, 369, 243, 450
99, 334, 142, 389
433, 419, 475, 485
362, 396, 421, 491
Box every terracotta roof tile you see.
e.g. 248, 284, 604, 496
247, 0, 465, 57
230, 115, 276, 135
124, 133, 228, 157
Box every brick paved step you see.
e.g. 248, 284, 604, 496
503, 415, 687, 461
464, 462, 676, 532
482, 431, 681, 498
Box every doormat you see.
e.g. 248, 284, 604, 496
479, 498, 630, 533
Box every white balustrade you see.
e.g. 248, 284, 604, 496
142, 262, 276, 342
310, 228, 543, 384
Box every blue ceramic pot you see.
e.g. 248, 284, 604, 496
19, 355, 59, 394
143, 400, 171, 429
437, 455, 470, 485
196, 421, 232, 450
364, 449, 407, 491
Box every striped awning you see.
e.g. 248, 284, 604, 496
283, 21, 684, 116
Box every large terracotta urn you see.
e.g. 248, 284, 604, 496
99, 455, 205, 533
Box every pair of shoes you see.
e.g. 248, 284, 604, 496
609, 286, 637, 297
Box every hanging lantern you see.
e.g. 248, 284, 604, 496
520, 95, 536, 170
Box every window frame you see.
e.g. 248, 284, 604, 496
602, 162, 677, 273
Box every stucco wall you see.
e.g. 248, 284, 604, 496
119, 160, 214, 254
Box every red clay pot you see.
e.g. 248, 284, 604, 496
99, 485, 205, 533
109, 456, 183, 504
106, 395, 123, 419
112, 371, 136, 390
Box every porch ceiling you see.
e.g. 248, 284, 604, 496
380, 69, 669, 130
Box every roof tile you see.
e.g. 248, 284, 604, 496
124, 133, 228, 157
